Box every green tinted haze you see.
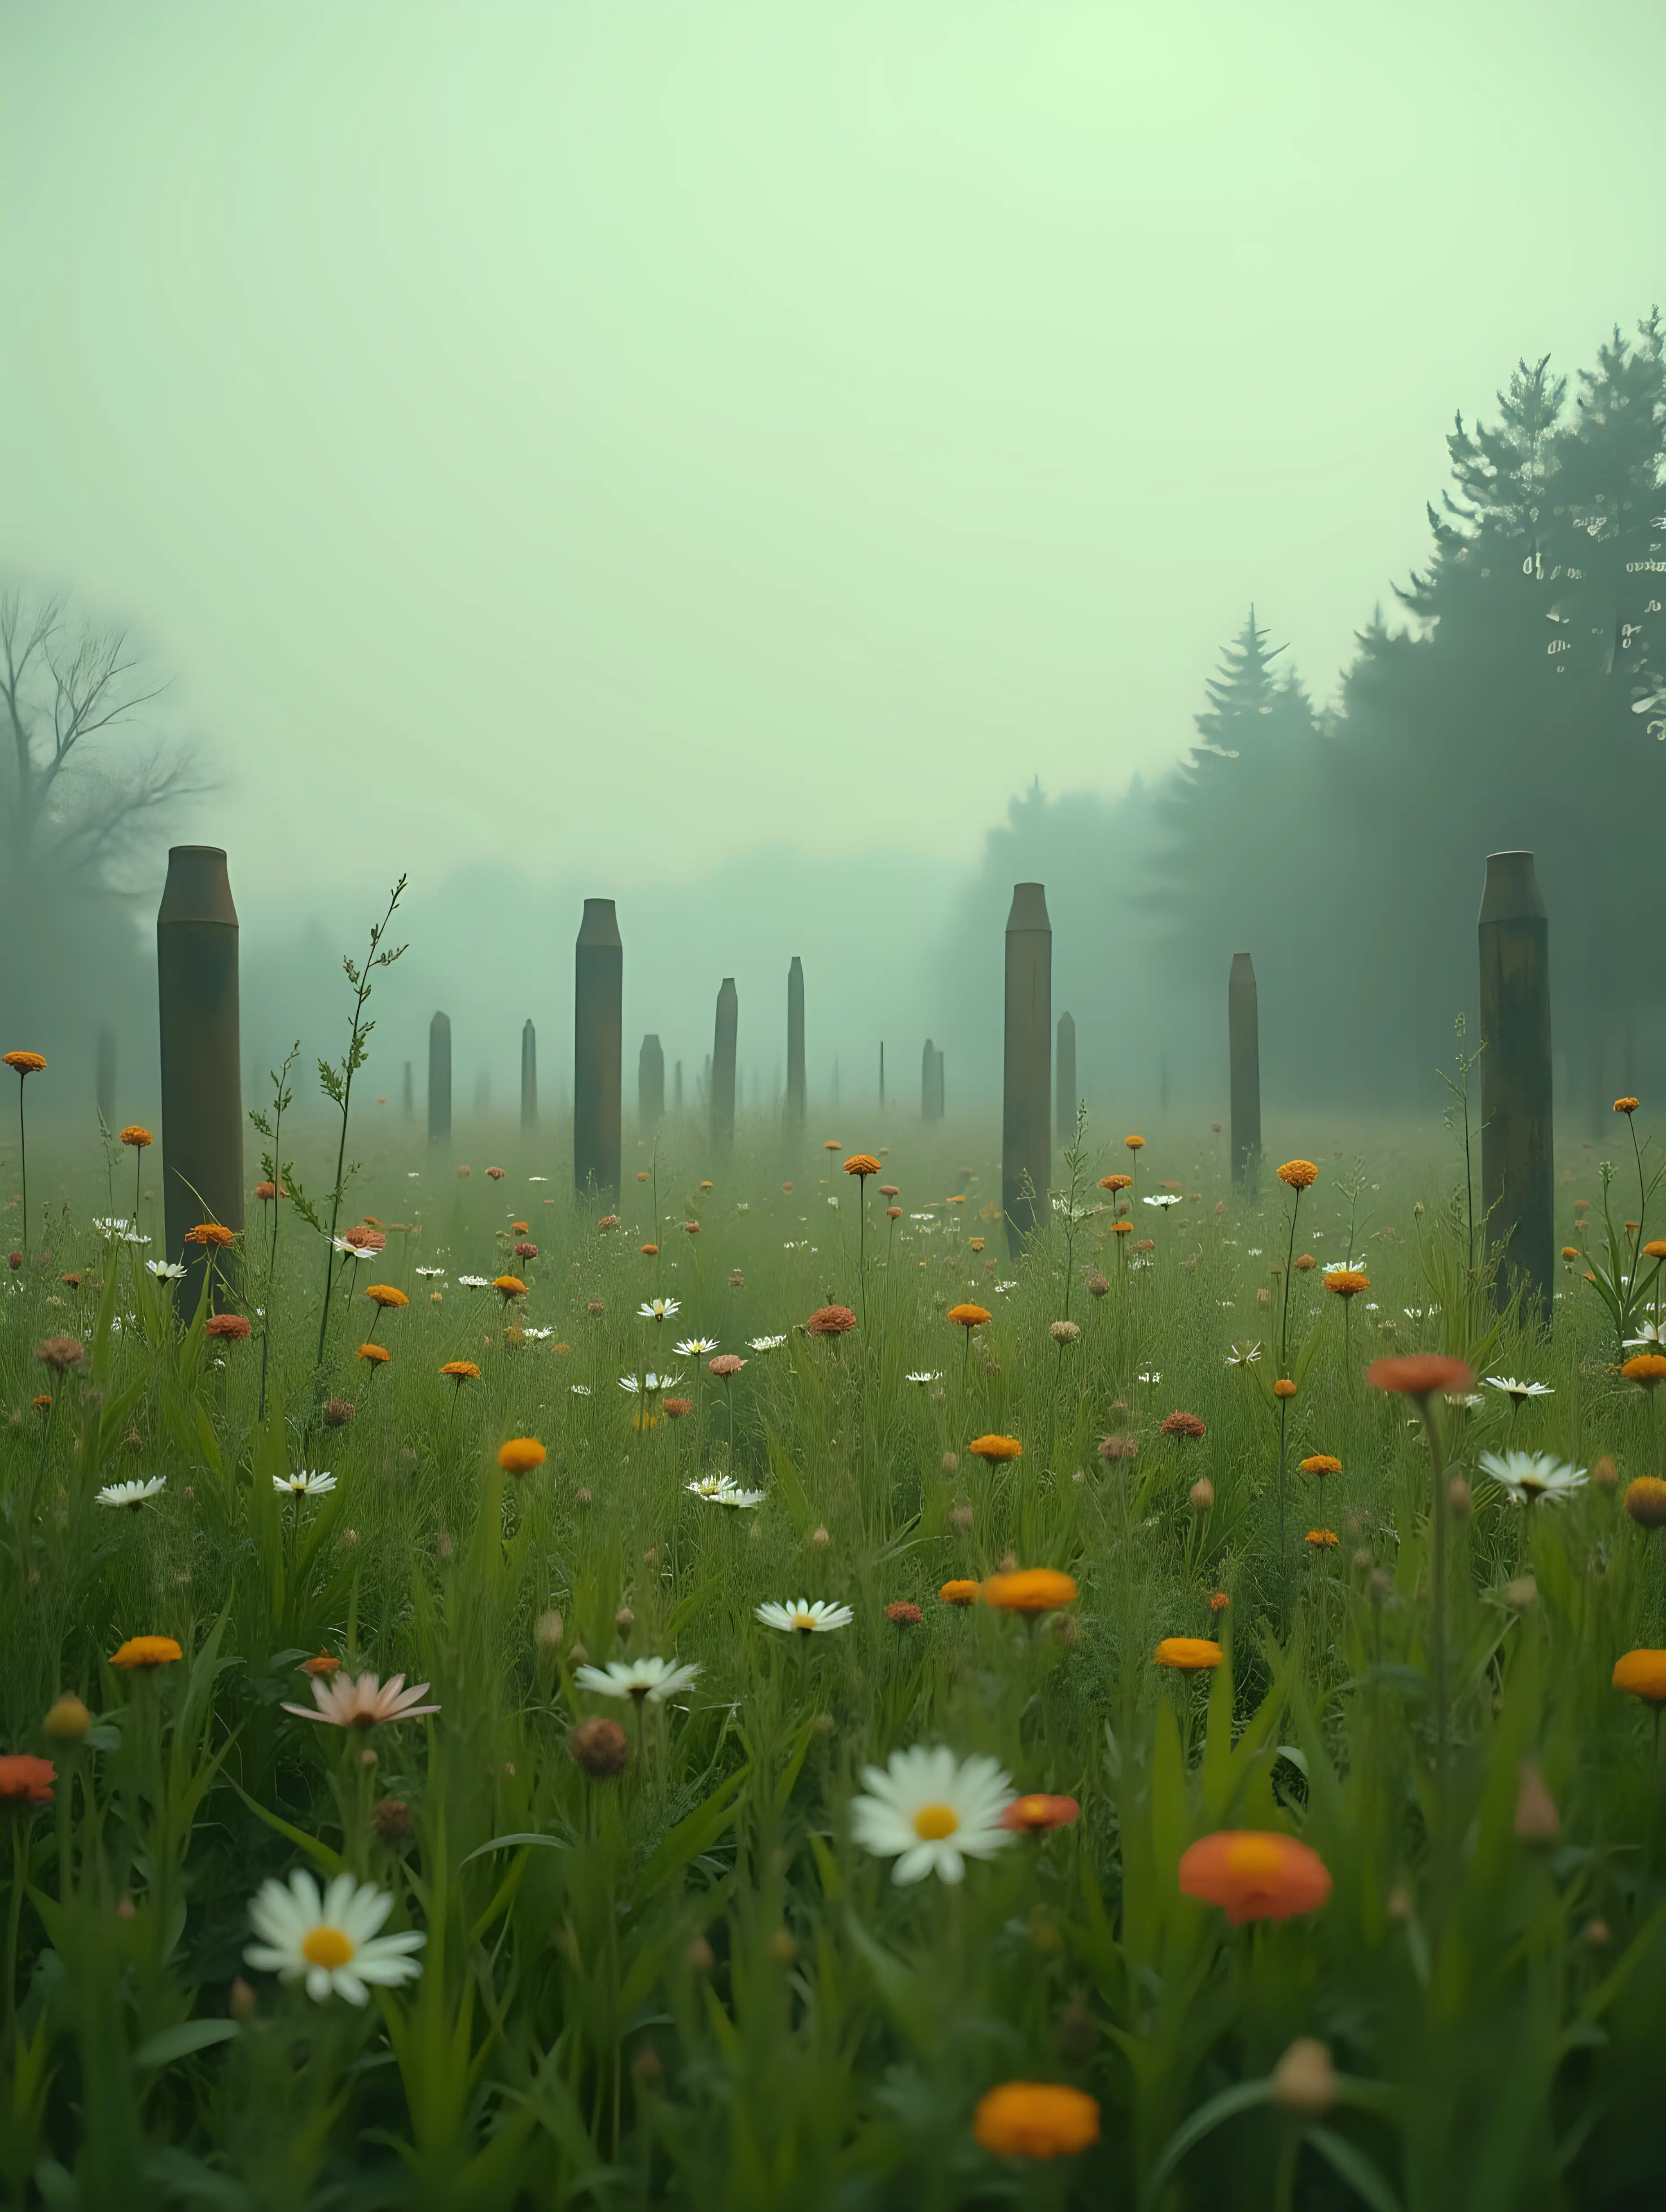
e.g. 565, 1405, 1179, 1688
3, 0, 1663, 909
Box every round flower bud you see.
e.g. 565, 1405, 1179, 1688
569, 1717, 630, 1778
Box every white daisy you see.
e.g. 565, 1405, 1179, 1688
414, 1266, 445, 1279
1245, 1247, 1263, 1257
639, 1298, 682, 1321
904, 1370, 943, 1386
994, 1280, 1017, 1294
528, 1174, 549, 1182
275, 1470, 337, 1498
574, 1656, 701, 1703
92, 1217, 130, 1234
120, 1232, 151, 1246
522, 1326, 553, 1341
1226, 1342, 1263, 1366
1137, 1371, 1161, 1386
146, 1259, 187, 1281
827, 1196, 839, 1208
619, 1372, 681, 1396
97, 1476, 167, 1511
848, 1745, 1015, 1885
755, 1598, 854, 1634
457, 1274, 491, 1290
686, 1474, 738, 1499
748, 1335, 787, 1353
1486, 1376, 1554, 1407
673, 1337, 721, 1358
1625, 1321, 1666, 1348
1479, 1450, 1587, 1505
330, 1238, 375, 1260
1142, 1194, 1182, 1210
713, 1486, 766, 1509
570, 1383, 592, 1396
1320, 1260, 1360, 1275
245, 1869, 424, 2005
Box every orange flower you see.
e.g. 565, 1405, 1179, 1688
972, 2081, 1099, 2160
1301, 1453, 1342, 1478
1624, 1478, 1666, 1529
205, 1313, 251, 1341
511, 1220, 529, 1233
843, 1153, 881, 1178
185, 1222, 236, 1249
699, 1181, 714, 1192
1110, 1220, 1132, 1235
254, 1181, 282, 1202
947, 1303, 992, 1330
498, 1437, 547, 1476
1124, 1134, 1144, 1152
110, 1635, 183, 1669
1100, 1173, 1132, 1193
1644, 1241, 1666, 1261
1155, 1637, 1222, 1672
1613, 1650, 1666, 1703
640, 1243, 660, 1256
1323, 1269, 1369, 1298
493, 1275, 527, 1301
486, 1166, 505, 1180
440, 1360, 480, 1382
968, 1235, 985, 1252
1273, 1378, 1297, 1400
1160, 1410, 1206, 1440
2, 1051, 46, 1075
1276, 1159, 1318, 1189
358, 1343, 391, 1365
969, 1434, 1024, 1465
300, 1653, 341, 1677
683, 1221, 700, 1235
1615, 1097, 1640, 1115
0, 1756, 56, 1805
947, 1194, 967, 1207
1294, 1253, 1316, 1272
1622, 1354, 1666, 1390
1209, 1591, 1230, 1615
1304, 1528, 1339, 1550
807, 1304, 857, 1336
982, 1568, 1075, 1613
1000, 1794, 1079, 1832
597, 1215, 619, 1231
939, 1580, 981, 1607
1179, 1830, 1332, 1922
1366, 1353, 1473, 1400
343, 1224, 386, 1251
1561, 1246, 1580, 1262
823, 1140, 842, 1151
366, 1284, 408, 1309
118, 1125, 153, 1150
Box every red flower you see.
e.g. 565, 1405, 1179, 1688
886, 1601, 922, 1628
1000, 1793, 1079, 1833
1159, 1410, 1206, 1441
0, 1756, 55, 1806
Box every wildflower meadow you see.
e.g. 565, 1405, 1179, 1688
4, 978, 1666, 2212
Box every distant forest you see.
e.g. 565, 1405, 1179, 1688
937, 314, 1666, 1130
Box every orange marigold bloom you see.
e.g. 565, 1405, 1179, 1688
1613, 1649, 1666, 1704
358, 1343, 391, 1365
343, 1225, 386, 1251
1561, 1246, 1580, 1262
110, 1635, 183, 1669
0, 1756, 56, 1805
118, 1125, 153, 1149
939, 1579, 981, 1607
1301, 1453, 1342, 1478
969, 1434, 1024, 1464
1155, 1637, 1222, 1672
1294, 1253, 1316, 1272
300, 1652, 341, 1676
185, 1222, 236, 1248
662, 1396, 693, 1418
1614, 1097, 1640, 1115
684, 1220, 700, 1235
486, 1166, 505, 1180
1273, 1378, 1297, 1400
1179, 1830, 1332, 1923
366, 1284, 408, 1309
254, 1181, 281, 1202
512, 1220, 529, 1233
2, 1051, 46, 1075
1623, 1477, 1666, 1530
1366, 1354, 1473, 1400
1000, 1794, 1079, 1833
1324, 1270, 1369, 1298
493, 1275, 527, 1300
948, 1303, 992, 1329
972, 2081, 1100, 2160
1644, 1241, 1666, 1261
1304, 1529, 1339, 1550
806, 1304, 857, 1336
843, 1153, 881, 1177
968, 1234, 985, 1251
440, 1360, 480, 1382
1110, 1220, 1133, 1235
597, 1215, 619, 1231
1124, 1134, 1144, 1152
1276, 1159, 1318, 1189
498, 1437, 547, 1476
205, 1313, 251, 1341
1160, 1410, 1206, 1440
1100, 1173, 1132, 1193
640, 1243, 660, 1256
823, 1140, 842, 1151
1623, 1354, 1666, 1390
1209, 1591, 1231, 1614
982, 1568, 1075, 1613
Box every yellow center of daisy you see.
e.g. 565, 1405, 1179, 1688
301, 1925, 356, 1969
790, 1611, 817, 1631
912, 1803, 960, 1841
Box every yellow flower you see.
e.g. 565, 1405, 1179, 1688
498, 1437, 546, 1476
111, 1635, 183, 1669
1154, 1637, 1221, 1672
981, 1568, 1075, 1614
972, 2081, 1100, 2159
1276, 1159, 1318, 1190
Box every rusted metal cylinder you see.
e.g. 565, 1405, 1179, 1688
1228, 952, 1261, 1186
428, 1013, 451, 1145
711, 979, 738, 1155
521, 1020, 538, 1130
574, 898, 622, 1200
1056, 1012, 1077, 1144
1002, 882, 1051, 1256
1479, 852, 1553, 1322
639, 1033, 665, 1127
157, 846, 243, 1301
786, 957, 805, 1135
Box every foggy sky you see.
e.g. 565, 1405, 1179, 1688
3, 0, 1664, 922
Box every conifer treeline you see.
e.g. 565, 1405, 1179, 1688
937, 314, 1666, 1125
